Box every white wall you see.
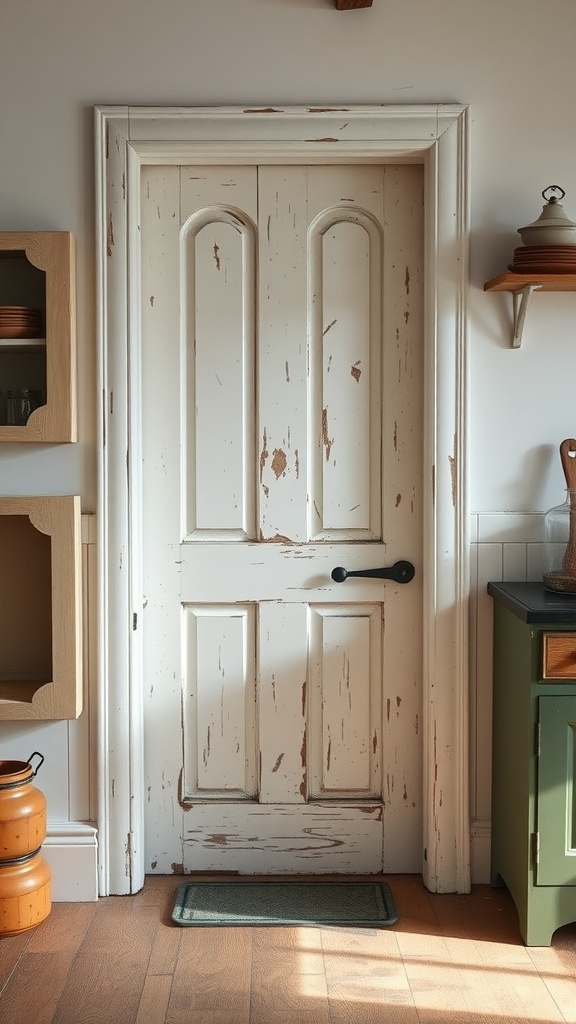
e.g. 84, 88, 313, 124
1, 0, 575, 889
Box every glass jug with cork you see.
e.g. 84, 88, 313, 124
543, 438, 576, 593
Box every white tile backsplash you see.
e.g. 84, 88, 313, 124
476, 512, 544, 545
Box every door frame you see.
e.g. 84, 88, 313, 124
94, 104, 470, 896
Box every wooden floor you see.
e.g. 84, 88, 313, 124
1, 874, 576, 1023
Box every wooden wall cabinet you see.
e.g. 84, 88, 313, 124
0, 496, 82, 719
0, 232, 77, 442
489, 581, 576, 945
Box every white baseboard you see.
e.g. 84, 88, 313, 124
470, 818, 491, 884
40, 820, 491, 897
43, 822, 99, 902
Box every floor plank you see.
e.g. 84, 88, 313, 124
0, 928, 32, 995
136, 975, 174, 1024
527, 923, 576, 1024
26, 901, 98, 953
167, 926, 252, 1022
0, 951, 76, 1024
51, 899, 160, 1024
323, 926, 418, 1024
250, 926, 330, 1024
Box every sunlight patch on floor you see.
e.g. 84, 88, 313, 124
293, 928, 571, 1022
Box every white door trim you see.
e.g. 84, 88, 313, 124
94, 104, 470, 896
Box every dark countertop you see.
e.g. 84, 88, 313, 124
488, 581, 576, 624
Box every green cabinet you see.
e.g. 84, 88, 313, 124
489, 582, 576, 945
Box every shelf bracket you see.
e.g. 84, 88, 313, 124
510, 283, 543, 348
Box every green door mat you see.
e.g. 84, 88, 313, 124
172, 880, 398, 928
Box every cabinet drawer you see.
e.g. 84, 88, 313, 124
542, 633, 576, 680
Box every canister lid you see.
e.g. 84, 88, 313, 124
519, 185, 576, 231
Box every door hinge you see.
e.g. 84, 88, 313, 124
133, 612, 137, 630
531, 831, 540, 867
535, 721, 541, 757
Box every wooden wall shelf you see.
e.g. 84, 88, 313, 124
0, 232, 77, 441
484, 273, 576, 348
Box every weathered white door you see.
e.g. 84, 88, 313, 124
141, 163, 423, 874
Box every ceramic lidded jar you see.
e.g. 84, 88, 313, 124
0, 753, 47, 861
518, 186, 576, 246
0, 849, 52, 937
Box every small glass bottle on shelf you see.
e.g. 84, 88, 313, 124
543, 439, 576, 593
6, 389, 32, 426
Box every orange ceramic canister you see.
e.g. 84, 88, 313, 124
0, 849, 51, 937
0, 753, 46, 861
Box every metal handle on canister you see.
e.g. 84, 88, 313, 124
26, 752, 44, 778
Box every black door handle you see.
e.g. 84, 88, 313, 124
331, 560, 415, 584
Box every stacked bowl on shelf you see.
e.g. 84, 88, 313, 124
509, 245, 576, 274
0, 306, 43, 340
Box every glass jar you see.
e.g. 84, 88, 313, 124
6, 389, 32, 426
543, 488, 576, 592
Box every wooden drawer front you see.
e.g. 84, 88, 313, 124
543, 633, 576, 680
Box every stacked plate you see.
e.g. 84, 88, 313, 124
508, 246, 576, 274
0, 306, 43, 339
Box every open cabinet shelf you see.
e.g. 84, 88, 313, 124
0, 496, 82, 719
0, 232, 77, 441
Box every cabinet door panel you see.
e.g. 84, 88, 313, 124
537, 695, 576, 886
